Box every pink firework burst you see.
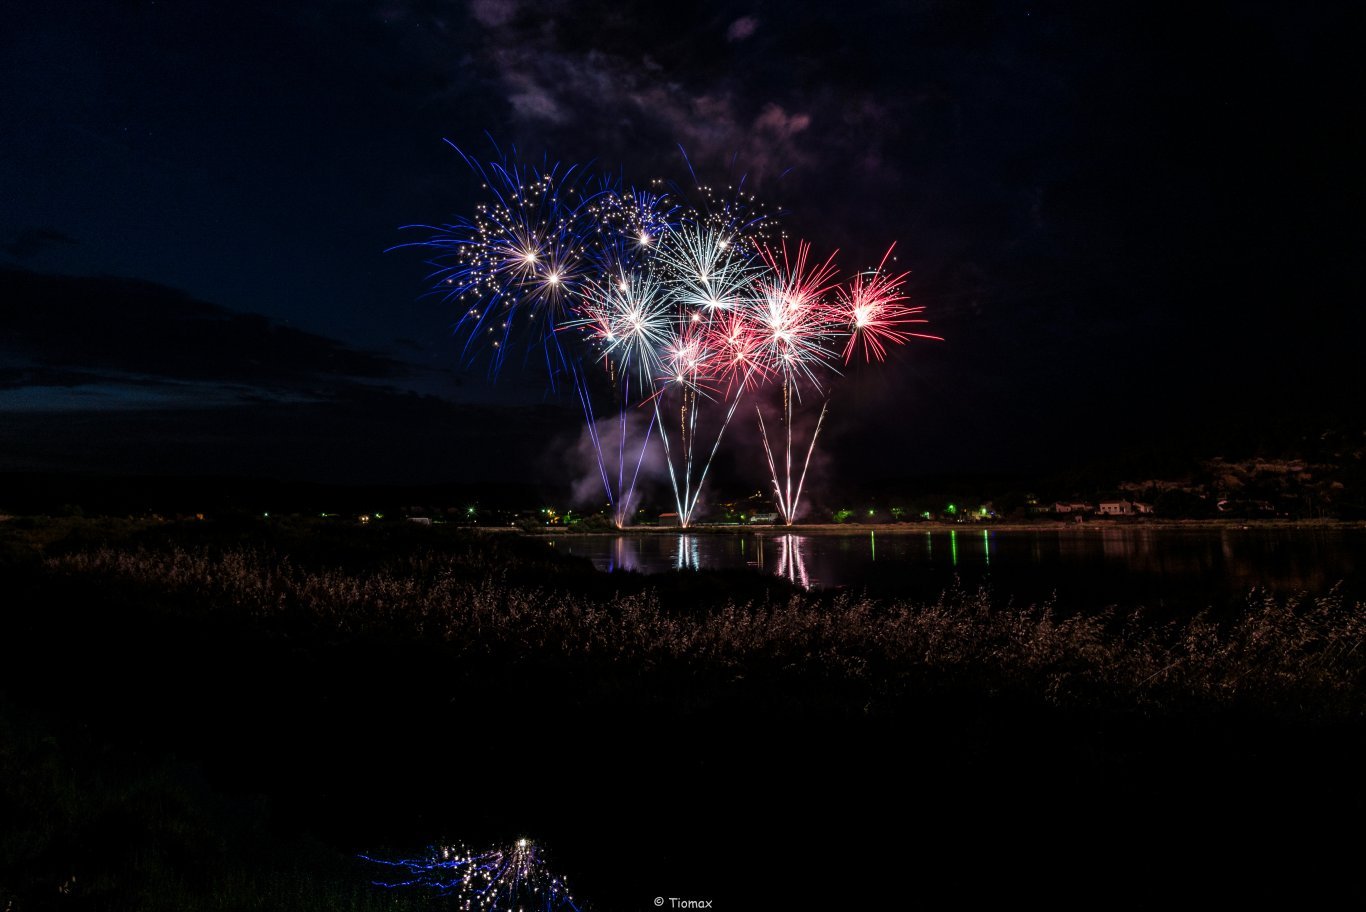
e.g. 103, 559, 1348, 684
839, 243, 942, 363
750, 240, 844, 389
704, 307, 772, 395
663, 321, 711, 379
652, 320, 726, 400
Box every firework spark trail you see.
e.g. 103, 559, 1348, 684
745, 239, 943, 525
621, 165, 782, 527
757, 394, 829, 527
745, 240, 845, 525
639, 201, 772, 527
361, 838, 581, 912
567, 267, 675, 524
652, 357, 762, 527
567, 183, 687, 524
573, 359, 658, 528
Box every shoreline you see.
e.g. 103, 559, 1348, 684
521, 517, 1366, 535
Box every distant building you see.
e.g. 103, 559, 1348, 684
1132, 502, 1154, 515
748, 512, 779, 524
1097, 500, 1134, 516
1053, 501, 1092, 515
1216, 499, 1275, 516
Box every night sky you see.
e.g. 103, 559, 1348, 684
2, 0, 1362, 495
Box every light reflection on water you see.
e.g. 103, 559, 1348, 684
676, 534, 700, 572
549, 526, 1365, 609
773, 534, 810, 588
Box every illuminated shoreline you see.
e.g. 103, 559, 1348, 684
515, 516, 1366, 535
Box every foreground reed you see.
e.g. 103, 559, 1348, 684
48, 542, 1366, 720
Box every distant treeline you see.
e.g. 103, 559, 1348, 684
3, 422, 1364, 522
0, 472, 548, 518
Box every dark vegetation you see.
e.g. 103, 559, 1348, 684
4, 421, 1363, 531
2, 517, 1364, 909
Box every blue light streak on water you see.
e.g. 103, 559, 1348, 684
360, 839, 581, 911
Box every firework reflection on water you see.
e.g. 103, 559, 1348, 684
361, 837, 581, 912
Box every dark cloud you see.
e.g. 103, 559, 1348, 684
0, 268, 409, 404
430, 1, 852, 186
0, 266, 588, 485
0, 366, 110, 391
3, 228, 78, 261
468, 0, 520, 29
0, 392, 574, 485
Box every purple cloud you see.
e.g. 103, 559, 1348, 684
726, 16, 759, 42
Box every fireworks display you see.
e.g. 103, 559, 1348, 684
402, 144, 940, 526
361, 838, 581, 912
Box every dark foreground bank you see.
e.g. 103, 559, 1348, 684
1, 516, 1364, 910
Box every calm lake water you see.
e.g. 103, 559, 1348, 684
545, 524, 1365, 610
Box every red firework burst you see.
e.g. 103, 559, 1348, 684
839, 243, 942, 363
